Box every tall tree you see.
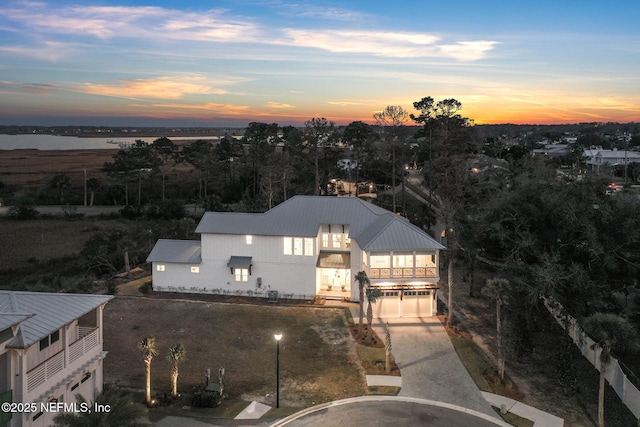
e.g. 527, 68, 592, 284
151, 137, 176, 203
50, 174, 71, 204
167, 343, 186, 397
242, 122, 279, 200
343, 121, 375, 196
182, 139, 217, 202
411, 97, 474, 200
411, 97, 474, 326
304, 118, 337, 195
373, 106, 409, 212
279, 125, 304, 200
215, 135, 244, 201
139, 337, 159, 405
103, 141, 159, 206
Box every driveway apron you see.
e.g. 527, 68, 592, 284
373, 317, 498, 419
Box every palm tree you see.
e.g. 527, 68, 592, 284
354, 271, 370, 336
384, 322, 392, 373
53, 384, 146, 427
365, 285, 383, 345
167, 343, 186, 397
139, 337, 158, 405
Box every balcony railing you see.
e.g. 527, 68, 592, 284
69, 327, 98, 363
27, 351, 64, 393
26, 327, 99, 393
369, 267, 437, 279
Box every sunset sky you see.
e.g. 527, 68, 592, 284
1, 0, 639, 127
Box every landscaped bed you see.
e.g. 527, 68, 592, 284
103, 295, 367, 416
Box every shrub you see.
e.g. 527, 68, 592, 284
191, 385, 221, 408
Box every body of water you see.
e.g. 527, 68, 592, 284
0, 134, 220, 150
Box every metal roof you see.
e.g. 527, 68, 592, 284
0, 291, 113, 349
228, 256, 252, 269
0, 313, 33, 332
196, 196, 398, 238
146, 239, 202, 264
170, 196, 445, 263
358, 215, 445, 251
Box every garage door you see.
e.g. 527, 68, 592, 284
374, 290, 434, 318
374, 291, 400, 318
402, 290, 433, 317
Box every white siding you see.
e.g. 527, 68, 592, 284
155, 234, 318, 297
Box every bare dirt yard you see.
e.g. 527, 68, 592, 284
103, 295, 367, 413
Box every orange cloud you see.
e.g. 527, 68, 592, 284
80, 76, 242, 100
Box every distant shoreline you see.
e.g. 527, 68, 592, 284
0, 126, 248, 139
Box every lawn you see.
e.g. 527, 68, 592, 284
103, 296, 367, 412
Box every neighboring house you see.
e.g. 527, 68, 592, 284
0, 291, 112, 427
147, 196, 445, 318
583, 149, 640, 171
532, 144, 571, 158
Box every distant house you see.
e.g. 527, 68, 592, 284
147, 196, 445, 318
0, 291, 112, 427
583, 149, 640, 172
532, 144, 571, 158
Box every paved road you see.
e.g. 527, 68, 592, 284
273, 397, 509, 427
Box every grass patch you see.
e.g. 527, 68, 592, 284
494, 409, 534, 427
367, 386, 400, 396
447, 334, 493, 392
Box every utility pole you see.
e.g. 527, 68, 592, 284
83, 168, 87, 206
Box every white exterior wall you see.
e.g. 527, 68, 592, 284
151, 262, 204, 291
154, 233, 319, 297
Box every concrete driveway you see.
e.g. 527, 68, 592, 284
373, 317, 498, 419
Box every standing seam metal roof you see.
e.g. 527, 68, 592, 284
0, 291, 113, 349
193, 195, 444, 251
146, 239, 202, 264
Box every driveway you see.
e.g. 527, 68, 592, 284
372, 317, 498, 419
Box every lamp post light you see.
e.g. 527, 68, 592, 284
274, 333, 282, 408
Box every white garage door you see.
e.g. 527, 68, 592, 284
375, 290, 400, 318
402, 290, 433, 317
374, 289, 434, 318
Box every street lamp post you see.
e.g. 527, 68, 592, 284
274, 333, 282, 408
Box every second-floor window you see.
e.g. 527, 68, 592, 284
39, 330, 60, 351
283, 237, 314, 256
320, 224, 350, 250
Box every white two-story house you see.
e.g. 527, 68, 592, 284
147, 196, 445, 318
0, 291, 112, 427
